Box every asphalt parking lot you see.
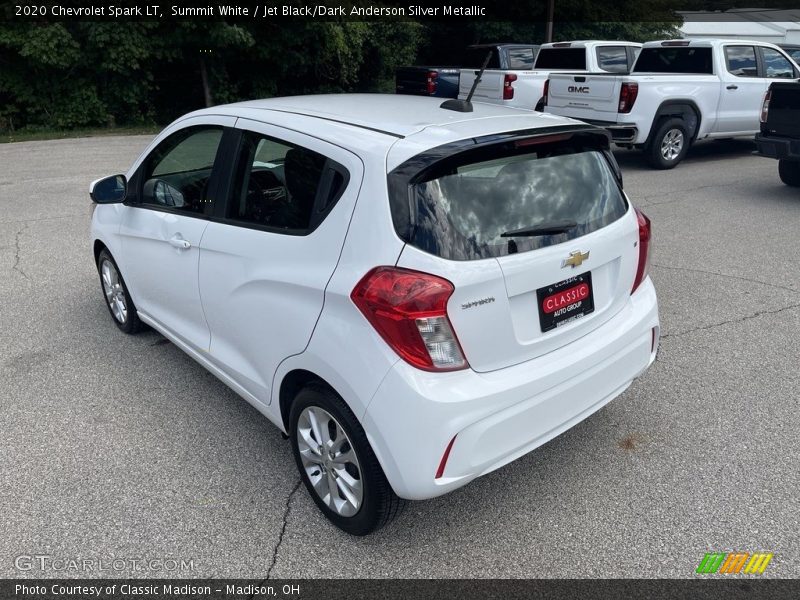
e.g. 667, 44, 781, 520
1, 135, 798, 579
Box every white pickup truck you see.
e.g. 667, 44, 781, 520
458, 41, 642, 111
545, 39, 800, 168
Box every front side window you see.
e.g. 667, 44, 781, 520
760, 47, 795, 79
725, 46, 758, 77
393, 139, 628, 261
140, 127, 223, 215
597, 46, 630, 73
226, 131, 346, 233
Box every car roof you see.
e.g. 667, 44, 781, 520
197, 94, 577, 139
642, 38, 782, 48
540, 40, 642, 48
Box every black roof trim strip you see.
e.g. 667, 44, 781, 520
252, 107, 405, 139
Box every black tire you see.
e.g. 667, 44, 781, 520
97, 249, 143, 334
289, 384, 406, 535
778, 159, 800, 187
645, 118, 690, 170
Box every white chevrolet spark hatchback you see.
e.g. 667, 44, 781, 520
90, 94, 659, 535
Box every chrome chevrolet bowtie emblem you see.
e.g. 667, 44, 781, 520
562, 250, 589, 269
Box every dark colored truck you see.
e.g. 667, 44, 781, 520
756, 81, 800, 187
395, 43, 539, 98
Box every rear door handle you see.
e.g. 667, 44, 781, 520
726, 84, 738, 90
168, 235, 191, 250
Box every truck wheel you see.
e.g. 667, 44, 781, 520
778, 159, 800, 187
646, 118, 690, 170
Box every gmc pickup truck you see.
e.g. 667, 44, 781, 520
458, 41, 641, 111
395, 44, 539, 99
756, 81, 800, 187
545, 39, 800, 168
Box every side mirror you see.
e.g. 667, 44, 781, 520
89, 174, 127, 204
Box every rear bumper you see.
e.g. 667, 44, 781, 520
755, 133, 800, 160
363, 278, 659, 500
580, 119, 639, 143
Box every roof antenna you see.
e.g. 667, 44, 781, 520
440, 49, 492, 113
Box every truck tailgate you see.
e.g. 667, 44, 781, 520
547, 73, 623, 121
458, 69, 506, 101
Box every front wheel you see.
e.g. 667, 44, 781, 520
645, 118, 690, 170
289, 384, 406, 535
778, 159, 800, 187
97, 249, 143, 334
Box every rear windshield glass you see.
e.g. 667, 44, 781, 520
463, 48, 500, 69
633, 47, 713, 74
534, 48, 586, 70
400, 146, 627, 261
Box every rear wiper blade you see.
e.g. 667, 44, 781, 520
500, 220, 577, 237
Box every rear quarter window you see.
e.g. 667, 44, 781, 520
389, 134, 628, 261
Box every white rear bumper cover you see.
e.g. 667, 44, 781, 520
363, 277, 659, 500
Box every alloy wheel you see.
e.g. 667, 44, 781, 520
296, 406, 363, 517
101, 260, 128, 324
660, 128, 684, 161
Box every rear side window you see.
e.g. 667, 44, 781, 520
597, 46, 630, 73
534, 48, 586, 70
725, 46, 758, 77
463, 47, 500, 69
391, 138, 628, 261
634, 47, 713, 74
506, 47, 536, 70
226, 131, 347, 233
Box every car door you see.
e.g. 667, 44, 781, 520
715, 45, 766, 134
118, 118, 234, 350
197, 119, 363, 405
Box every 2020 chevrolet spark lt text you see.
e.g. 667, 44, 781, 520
89, 94, 659, 535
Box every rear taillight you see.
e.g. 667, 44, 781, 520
618, 82, 638, 113
632, 207, 652, 294
351, 267, 468, 372
542, 79, 550, 107
503, 73, 517, 100
426, 71, 438, 96
760, 88, 771, 123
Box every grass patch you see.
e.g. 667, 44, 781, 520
1, 125, 161, 144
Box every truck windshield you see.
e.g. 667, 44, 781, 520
534, 48, 586, 70
633, 47, 713, 74
391, 141, 627, 261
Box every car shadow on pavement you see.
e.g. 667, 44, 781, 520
614, 139, 758, 172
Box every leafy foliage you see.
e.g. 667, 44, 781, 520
0, 14, 679, 134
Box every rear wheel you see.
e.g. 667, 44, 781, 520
778, 159, 800, 187
289, 384, 406, 535
645, 118, 690, 170
97, 249, 143, 334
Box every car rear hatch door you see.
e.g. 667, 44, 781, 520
391, 129, 640, 373
547, 73, 623, 121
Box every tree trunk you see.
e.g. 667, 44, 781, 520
199, 55, 213, 107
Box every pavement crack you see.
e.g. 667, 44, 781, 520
652, 263, 798, 294
251, 478, 302, 593
662, 302, 800, 340
12, 223, 29, 280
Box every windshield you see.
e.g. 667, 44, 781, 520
395, 143, 628, 261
